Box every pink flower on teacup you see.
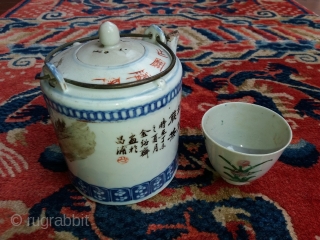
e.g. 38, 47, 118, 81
237, 160, 250, 167
230, 170, 250, 177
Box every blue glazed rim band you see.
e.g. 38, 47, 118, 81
69, 154, 178, 203
43, 80, 181, 122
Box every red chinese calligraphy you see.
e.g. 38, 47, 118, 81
92, 77, 120, 85
107, 78, 120, 84
150, 58, 166, 71
127, 69, 150, 81
157, 49, 168, 58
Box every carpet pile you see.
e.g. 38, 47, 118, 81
0, 0, 320, 239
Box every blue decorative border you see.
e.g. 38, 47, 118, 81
69, 154, 178, 203
43, 81, 181, 122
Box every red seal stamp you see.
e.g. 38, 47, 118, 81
117, 156, 129, 164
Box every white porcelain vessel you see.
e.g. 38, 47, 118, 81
40, 22, 183, 205
202, 102, 292, 185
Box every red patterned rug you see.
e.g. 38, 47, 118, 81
1, 0, 320, 239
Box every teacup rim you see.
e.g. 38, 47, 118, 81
201, 102, 293, 157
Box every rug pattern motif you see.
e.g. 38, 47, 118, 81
0, 0, 320, 239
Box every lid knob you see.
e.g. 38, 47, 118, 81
99, 21, 120, 48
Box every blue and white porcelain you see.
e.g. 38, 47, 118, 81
40, 22, 183, 205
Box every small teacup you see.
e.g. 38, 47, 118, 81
201, 102, 292, 185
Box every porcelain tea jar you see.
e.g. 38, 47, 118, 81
40, 22, 182, 205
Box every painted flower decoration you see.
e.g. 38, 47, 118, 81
237, 160, 250, 167
230, 170, 250, 177
219, 155, 273, 183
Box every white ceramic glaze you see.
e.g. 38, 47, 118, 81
40, 22, 182, 205
201, 102, 292, 185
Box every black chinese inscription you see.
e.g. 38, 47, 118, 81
117, 146, 127, 155
116, 135, 125, 144
140, 129, 151, 138
152, 134, 157, 143
168, 127, 177, 141
159, 118, 166, 128
129, 134, 138, 144
115, 104, 181, 158
129, 145, 138, 153
140, 147, 150, 158
168, 110, 177, 126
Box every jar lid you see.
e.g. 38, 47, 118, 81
45, 22, 175, 89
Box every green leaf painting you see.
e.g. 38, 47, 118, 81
219, 155, 273, 182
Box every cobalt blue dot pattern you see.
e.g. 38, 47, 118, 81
43, 81, 182, 122
69, 154, 178, 203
